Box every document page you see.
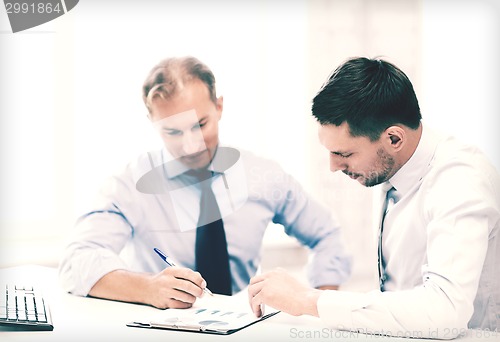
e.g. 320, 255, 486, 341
127, 288, 279, 334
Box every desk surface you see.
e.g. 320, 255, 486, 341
0, 265, 497, 341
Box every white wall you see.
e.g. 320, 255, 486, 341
1, 1, 498, 294
421, 0, 500, 170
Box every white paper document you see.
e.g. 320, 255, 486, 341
127, 289, 280, 335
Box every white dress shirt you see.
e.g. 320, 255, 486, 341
317, 123, 500, 339
59, 145, 352, 296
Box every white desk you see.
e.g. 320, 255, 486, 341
0, 265, 497, 341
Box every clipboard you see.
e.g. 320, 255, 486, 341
126, 291, 280, 335
126, 308, 279, 335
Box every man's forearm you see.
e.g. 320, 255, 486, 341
88, 269, 153, 305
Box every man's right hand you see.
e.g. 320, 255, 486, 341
88, 267, 207, 309
146, 266, 207, 309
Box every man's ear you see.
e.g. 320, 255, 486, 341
216, 95, 224, 120
384, 125, 405, 151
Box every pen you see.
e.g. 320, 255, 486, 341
153, 247, 214, 296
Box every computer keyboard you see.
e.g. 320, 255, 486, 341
0, 284, 54, 331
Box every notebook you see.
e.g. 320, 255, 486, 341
127, 290, 279, 335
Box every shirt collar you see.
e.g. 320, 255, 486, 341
161, 144, 228, 180
388, 122, 441, 196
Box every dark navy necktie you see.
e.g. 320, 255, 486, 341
190, 169, 232, 295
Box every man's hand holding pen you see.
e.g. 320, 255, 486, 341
147, 247, 213, 309
145, 266, 208, 309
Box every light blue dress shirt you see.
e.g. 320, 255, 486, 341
59, 145, 352, 296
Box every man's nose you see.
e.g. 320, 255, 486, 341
329, 155, 347, 173
181, 131, 205, 155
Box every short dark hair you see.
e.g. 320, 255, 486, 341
142, 56, 217, 113
311, 57, 422, 141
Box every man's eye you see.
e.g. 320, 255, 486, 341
331, 152, 352, 158
192, 123, 206, 131
164, 130, 181, 136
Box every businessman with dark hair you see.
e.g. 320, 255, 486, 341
249, 57, 499, 339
